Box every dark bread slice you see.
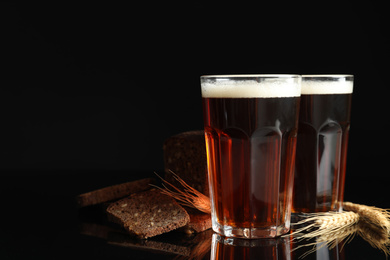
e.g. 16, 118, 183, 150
76, 178, 154, 208
163, 130, 208, 196
106, 189, 190, 239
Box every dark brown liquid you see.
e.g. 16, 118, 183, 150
203, 97, 299, 230
292, 94, 352, 213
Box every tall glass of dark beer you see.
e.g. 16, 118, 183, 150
292, 75, 353, 214
201, 75, 301, 238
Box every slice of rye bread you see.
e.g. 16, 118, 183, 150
106, 189, 190, 239
76, 178, 155, 208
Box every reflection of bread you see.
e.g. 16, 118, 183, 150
76, 178, 154, 208
106, 189, 190, 239
163, 130, 209, 196
80, 221, 213, 257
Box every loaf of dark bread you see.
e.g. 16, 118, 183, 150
106, 189, 190, 239
163, 130, 209, 196
76, 178, 154, 208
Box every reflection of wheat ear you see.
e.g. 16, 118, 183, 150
343, 202, 390, 234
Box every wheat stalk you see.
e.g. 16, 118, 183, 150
317, 224, 358, 248
288, 211, 359, 258
357, 220, 390, 255
343, 202, 390, 234
152, 171, 211, 214
295, 224, 358, 259
289, 207, 390, 256
290, 211, 360, 239
294, 224, 358, 255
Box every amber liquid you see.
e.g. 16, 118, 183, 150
203, 97, 299, 237
292, 94, 352, 213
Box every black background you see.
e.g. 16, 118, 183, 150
1, 3, 389, 211
0, 1, 390, 195
1, 2, 390, 259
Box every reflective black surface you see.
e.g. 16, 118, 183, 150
2, 3, 389, 258
0, 171, 387, 259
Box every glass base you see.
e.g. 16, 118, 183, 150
212, 218, 290, 239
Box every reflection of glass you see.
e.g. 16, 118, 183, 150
211, 233, 291, 260
202, 75, 301, 238
293, 75, 353, 213
292, 237, 345, 260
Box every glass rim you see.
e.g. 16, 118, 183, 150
201, 74, 301, 79
201, 74, 301, 98
301, 74, 354, 94
302, 74, 354, 79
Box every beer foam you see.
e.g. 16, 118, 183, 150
201, 76, 301, 98
302, 76, 353, 95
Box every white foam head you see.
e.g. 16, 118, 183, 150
201, 75, 301, 98
301, 75, 354, 95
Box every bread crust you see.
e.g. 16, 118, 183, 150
106, 189, 190, 239
76, 178, 154, 208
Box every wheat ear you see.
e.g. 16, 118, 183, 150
289, 211, 359, 239
296, 224, 358, 259
357, 221, 390, 255
152, 171, 211, 214
343, 202, 390, 234
290, 212, 359, 258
